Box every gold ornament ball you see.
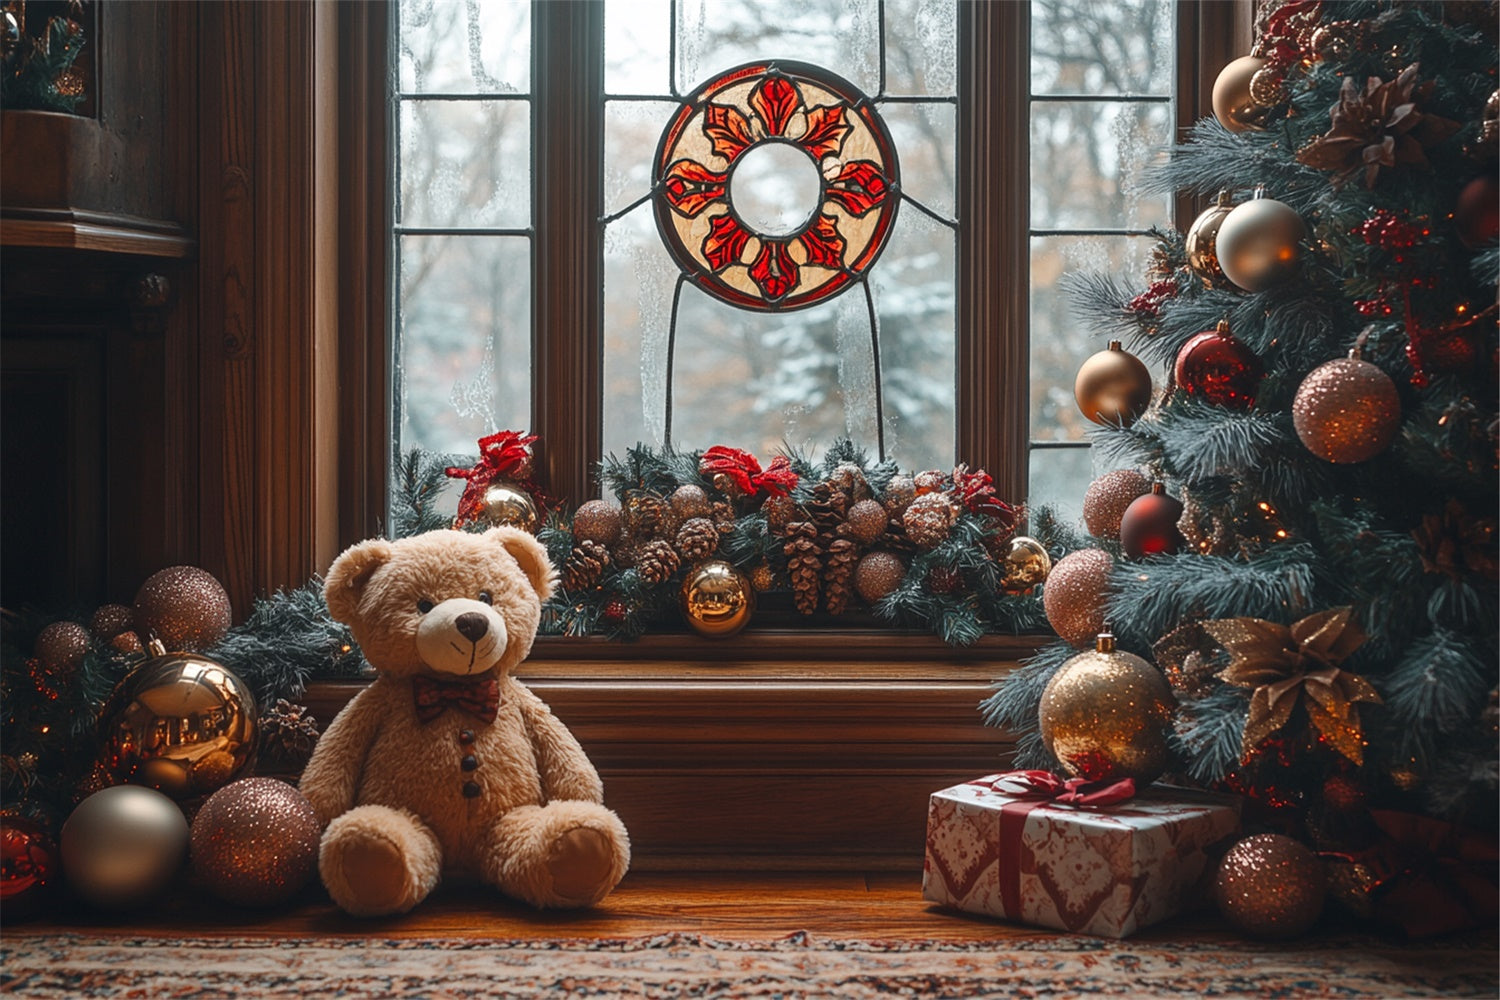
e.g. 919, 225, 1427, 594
1212, 55, 1270, 132
670, 484, 712, 521
844, 499, 889, 545
748, 561, 777, 593
854, 551, 907, 603
1292, 357, 1401, 464
98, 647, 259, 800
1248, 64, 1287, 108
1213, 833, 1326, 939
480, 481, 540, 533
34, 621, 91, 674
999, 536, 1052, 595
1039, 632, 1174, 784
1043, 548, 1114, 647
573, 499, 623, 547
679, 559, 754, 638
134, 566, 232, 652
1075, 341, 1153, 428
1082, 469, 1151, 539
1216, 194, 1307, 293
190, 777, 320, 907
61, 785, 189, 910
1185, 190, 1235, 286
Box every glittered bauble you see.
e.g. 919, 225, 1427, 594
134, 566, 232, 652
669, 484, 712, 521
573, 500, 623, 548
1292, 356, 1401, 463
679, 559, 754, 638
1174, 321, 1263, 410
1120, 483, 1185, 559
999, 536, 1052, 595
190, 777, 320, 907
34, 620, 90, 675
1, 814, 59, 920
98, 643, 259, 799
479, 481, 540, 533
1216, 191, 1307, 292
1212, 55, 1270, 132
1039, 630, 1174, 783
854, 551, 907, 604
903, 492, 958, 548
913, 470, 945, 495
61, 785, 189, 909
90, 603, 137, 643
1213, 833, 1326, 939
884, 475, 916, 517
1074, 341, 1153, 428
1185, 189, 1236, 285
844, 499, 889, 545
1454, 173, 1499, 250
749, 561, 776, 593
1042, 549, 1113, 647
1248, 63, 1287, 108
1082, 469, 1150, 540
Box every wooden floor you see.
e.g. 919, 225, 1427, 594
24, 870, 1274, 944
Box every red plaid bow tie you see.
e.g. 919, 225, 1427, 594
411, 675, 500, 724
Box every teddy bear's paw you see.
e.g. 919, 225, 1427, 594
320, 805, 442, 917
547, 825, 621, 907
485, 801, 630, 909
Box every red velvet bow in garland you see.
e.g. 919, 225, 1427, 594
951, 464, 1017, 532
699, 446, 799, 498
412, 675, 501, 724
978, 769, 1137, 808
445, 430, 539, 528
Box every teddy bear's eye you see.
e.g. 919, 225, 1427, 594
416, 599, 434, 614
478, 591, 493, 605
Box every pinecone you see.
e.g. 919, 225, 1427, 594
675, 517, 719, 561
711, 500, 738, 537
829, 462, 872, 501
878, 519, 920, 556
635, 539, 681, 585
563, 539, 611, 591
784, 521, 823, 614
807, 481, 849, 535
260, 699, 320, 772
623, 492, 675, 542
823, 537, 859, 615
926, 565, 964, 595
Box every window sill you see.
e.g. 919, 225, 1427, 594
302, 630, 1042, 870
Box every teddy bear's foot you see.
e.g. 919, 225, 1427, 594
483, 801, 630, 909
320, 805, 442, 917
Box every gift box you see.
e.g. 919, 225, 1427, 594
922, 772, 1241, 937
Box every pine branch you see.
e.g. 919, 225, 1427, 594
209, 579, 366, 706
978, 641, 1075, 732
1171, 684, 1252, 784
1380, 630, 1491, 735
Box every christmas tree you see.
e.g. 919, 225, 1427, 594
983, 0, 1498, 932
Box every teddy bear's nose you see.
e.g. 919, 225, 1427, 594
455, 612, 490, 643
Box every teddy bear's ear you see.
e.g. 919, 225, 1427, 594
484, 527, 557, 603
324, 538, 394, 624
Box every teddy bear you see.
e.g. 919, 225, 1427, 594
298, 527, 630, 916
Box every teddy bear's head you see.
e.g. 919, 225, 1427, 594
323, 528, 556, 679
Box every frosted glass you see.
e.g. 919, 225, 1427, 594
399, 99, 530, 229
880, 101, 956, 220
603, 213, 676, 454
604, 100, 676, 218
605, 0, 671, 95
398, 0, 530, 95
676, 0, 879, 97
397, 235, 531, 456
1030, 101, 1172, 230
1030, 0, 1174, 96
883, 0, 956, 97
1027, 446, 1092, 525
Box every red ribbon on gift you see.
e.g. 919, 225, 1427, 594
445, 430, 541, 528
970, 771, 1137, 920
699, 446, 798, 498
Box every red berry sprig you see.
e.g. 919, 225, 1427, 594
1126, 278, 1179, 318
1352, 210, 1428, 251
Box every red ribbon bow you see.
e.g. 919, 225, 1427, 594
978, 770, 1138, 808
699, 446, 799, 498
445, 430, 539, 528
412, 675, 501, 724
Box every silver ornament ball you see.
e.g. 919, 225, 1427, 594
61, 786, 189, 909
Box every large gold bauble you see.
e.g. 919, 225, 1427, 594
1213, 833, 1326, 939
679, 559, 754, 638
1216, 193, 1307, 292
1292, 356, 1401, 464
480, 482, 540, 533
1075, 341, 1153, 428
1039, 632, 1174, 784
999, 536, 1052, 595
1184, 190, 1236, 286
1212, 55, 1270, 132
98, 645, 259, 800
1043, 548, 1114, 647
60, 785, 189, 909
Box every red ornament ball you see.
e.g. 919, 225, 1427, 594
1292, 357, 1401, 464
1455, 174, 1499, 250
1043, 549, 1114, 647
1119, 483, 1185, 559
925, 565, 964, 595
1322, 773, 1365, 812
1174, 323, 1263, 410
602, 599, 628, 624
134, 566, 233, 651
1, 813, 59, 921
1213, 833, 1325, 939
190, 777, 320, 907
1082, 469, 1150, 539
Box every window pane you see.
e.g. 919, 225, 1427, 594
1030, 100, 1171, 230
606, 0, 670, 95
397, 235, 531, 456
399, 99, 530, 230
1028, 445, 1091, 524
603, 211, 674, 453
398, 0, 530, 95
1029, 234, 1157, 444
1030, 0, 1174, 96
604, 100, 675, 218
881, 101, 956, 220
883, 0, 956, 97
676, 0, 880, 97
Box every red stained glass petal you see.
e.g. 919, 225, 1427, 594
663, 159, 728, 217
796, 214, 846, 269
702, 214, 751, 272
825, 160, 888, 217
748, 240, 799, 300
798, 105, 852, 162
750, 76, 799, 137
702, 103, 756, 162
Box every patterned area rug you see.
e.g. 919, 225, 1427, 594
3, 929, 1496, 999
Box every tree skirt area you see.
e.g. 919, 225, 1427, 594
2, 929, 1496, 999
